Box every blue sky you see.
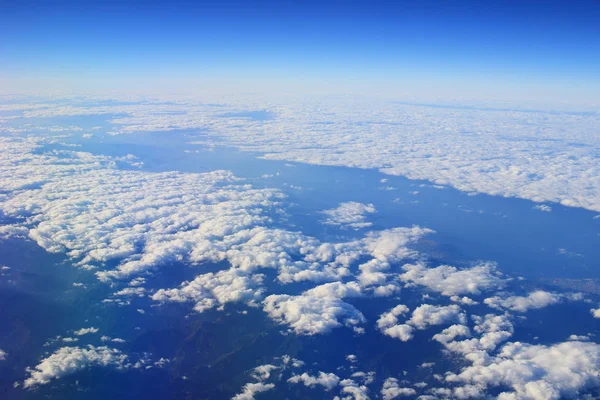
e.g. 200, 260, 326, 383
1, 0, 599, 104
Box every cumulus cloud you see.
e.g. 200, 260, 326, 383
407, 304, 467, 330
231, 382, 275, 400
0, 137, 431, 312
350, 371, 376, 385
440, 314, 515, 365
152, 268, 265, 312
0, 224, 28, 239
432, 324, 471, 345
534, 204, 552, 212
376, 305, 414, 341
279, 354, 305, 368
24, 346, 129, 388
339, 378, 370, 399
377, 304, 466, 341
381, 377, 416, 399
288, 371, 340, 390
399, 262, 505, 296
568, 334, 589, 341
251, 364, 279, 381
484, 290, 562, 312
320, 202, 377, 230
446, 341, 600, 399
263, 292, 365, 335
0, 349, 6, 361
74, 327, 99, 336
0, 135, 437, 352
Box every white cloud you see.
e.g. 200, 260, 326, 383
363, 227, 432, 262
381, 324, 415, 342
0, 135, 436, 348
339, 378, 370, 399
1, 136, 430, 304
381, 378, 416, 399
533, 204, 552, 212
432, 324, 471, 345
399, 262, 505, 296
377, 304, 466, 341
407, 304, 467, 330
231, 382, 275, 400
321, 202, 377, 230
377, 305, 414, 341
73, 327, 99, 336
450, 296, 479, 305
101, 336, 126, 344
0, 224, 28, 239
484, 291, 562, 312
0, 349, 6, 361
279, 354, 304, 368
303, 281, 364, 299
13, 98, 600, 212
7, 100, 600, 399
263, 292, 366, 335
251, 364, 279, 381
288, 371, 340, 390
24, 346, 129, 388
441, 314, 515, 365
113, 287, 146, 297
152, 268, 265, 312
568, 334, 589, 341
351, 371, 376, 385
591, 308, 600, 318
377, 304, 410, 330
446, 341, 600, 400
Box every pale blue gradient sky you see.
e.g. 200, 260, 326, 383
1, 0, 598, 105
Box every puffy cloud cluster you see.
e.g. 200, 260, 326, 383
377, 304, 466, 342
407, 304, 467, 330
399, 262, 505, 297
232, 355, 304, 399
19, 97, 600, 212
0, 136, 431, 311
432, 324, 472, 346
288, 371, 340, 390
484, 290, 562, 312
0, 349, 6, 361
263, 290, 365, 335
0, 137, 287, 281
0, 136, 434, 345
381, 378, 416, 399
4, 168, 283, 281
446, 341, 600, 399
339, 378, 370, 400
320, 202, 377, 230
7, 101, 600, 398
23, 346, 129, 388
74, 327, 99, 336
251, 364, 279, 381
376, 305, 413, 341
236, 354, 379, 400
231, 382, 275, 400
534, 204, 552, 212
439, 314, 515, 365
427, 311, 600, 399
150, 226, 429, 324
152, 268, 265, 312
